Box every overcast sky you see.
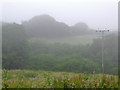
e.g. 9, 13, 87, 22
1, 0, 119, 30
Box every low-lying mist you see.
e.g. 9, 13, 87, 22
2, 14, 118, 75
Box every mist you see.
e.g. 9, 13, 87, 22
2, 0, 118, 30
1, 0, 118, 88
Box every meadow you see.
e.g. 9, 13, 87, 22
2, 70, 118, 88
29, 35, 97, 45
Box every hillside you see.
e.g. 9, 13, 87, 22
22, 14, 94, 38
2, 70, 118, 88
2, 23, 118, 75
29, 35, 97, 45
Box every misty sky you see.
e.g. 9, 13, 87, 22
1, 0, 119, 30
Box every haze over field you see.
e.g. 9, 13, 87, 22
1, 0, 118, 88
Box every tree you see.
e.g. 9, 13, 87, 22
2, 23, 29, 69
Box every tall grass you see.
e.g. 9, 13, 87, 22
2, 70, 118, 88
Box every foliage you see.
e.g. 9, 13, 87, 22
2, 23, 29, 69
2, 23, 118, 75
2, 70, 118, 88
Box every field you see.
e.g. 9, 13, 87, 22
2, 70, 118, 88
29, 35, 97, 45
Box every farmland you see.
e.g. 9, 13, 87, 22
2, 70, 118, 88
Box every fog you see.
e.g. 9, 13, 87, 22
1, 1, 118, 87
1, 0, 118, 30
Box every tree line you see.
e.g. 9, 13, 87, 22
2, 23, 118, 75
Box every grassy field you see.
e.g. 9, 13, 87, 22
29, 35, 97, 45
2, 70, 118, 88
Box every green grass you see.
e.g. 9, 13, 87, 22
29, 35, 97, 45
2, 70, 118, 88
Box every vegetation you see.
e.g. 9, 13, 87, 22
2, 70, 118, 88
2, 22, 118, 75
2, 15, 118, 88
29, 35, 96, 45
2, 23, 29, 69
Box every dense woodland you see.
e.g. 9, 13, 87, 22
2, 15, 118, 75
